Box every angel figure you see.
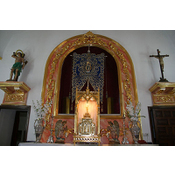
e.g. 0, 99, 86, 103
107, 120, 120, 144
55, 120, 67, 143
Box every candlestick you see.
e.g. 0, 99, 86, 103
122, 112, 129, 144
122, 82, 125, 113
47, 115, 54, 143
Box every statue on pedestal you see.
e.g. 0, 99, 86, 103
7, 50, 27, 81
150, 49, 169, 82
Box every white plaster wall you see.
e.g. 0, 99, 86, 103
0, 30, 175, 142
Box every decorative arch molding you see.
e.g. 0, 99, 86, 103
42, 31, 138, 121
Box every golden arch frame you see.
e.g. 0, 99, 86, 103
41, 31, 138, 120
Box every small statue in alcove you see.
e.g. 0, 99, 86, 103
7, 50, 28, 81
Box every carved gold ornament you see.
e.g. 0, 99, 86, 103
116, 50, 132, 103
5, 94, 24, 102
0, 81, 30, 105
42, 31, 138, 120
149, 82, 175, 106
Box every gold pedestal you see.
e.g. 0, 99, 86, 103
73, 135, 101, 145
149, 82, 175, 106
0, 81, 31, 105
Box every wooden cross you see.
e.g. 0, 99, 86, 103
150, 49, 169, 82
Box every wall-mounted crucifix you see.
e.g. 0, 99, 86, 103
150, 49, 169, 82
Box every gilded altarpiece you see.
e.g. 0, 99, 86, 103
40, 31, 140, 144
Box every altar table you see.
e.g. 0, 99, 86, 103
18, 142, 158, 146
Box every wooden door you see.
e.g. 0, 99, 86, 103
148, 106, 175, 146
0, 105, 31, 146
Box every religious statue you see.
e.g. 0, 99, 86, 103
55, 120, 67, 143
106, 120, 120, 144
7, 50, 27, 81
150, 49, 169, 82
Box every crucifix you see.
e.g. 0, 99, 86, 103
150, 49, 169, 82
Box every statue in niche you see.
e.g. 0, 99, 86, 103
85, 61, 92, 73
55, 120, 67, 143
7, 50, 28, 81
107, 120, 120, 144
